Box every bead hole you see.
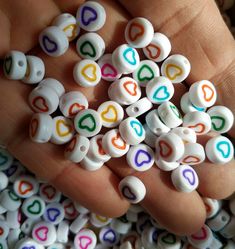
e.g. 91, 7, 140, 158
156, 128, 162, 133
80, 145, 86, 152
133, 107, 139, 113
183, 129, 190, 135
18, 61, 24, 67
37, 71, 42, 76
221, 216, 227, 222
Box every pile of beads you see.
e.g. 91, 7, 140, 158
3, 1, 234, 206
0, 151, 235, 249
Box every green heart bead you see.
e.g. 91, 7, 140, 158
211, 116, 225, 131
78, 113, 96, 132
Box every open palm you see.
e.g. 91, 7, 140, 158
0, 0, 235, 235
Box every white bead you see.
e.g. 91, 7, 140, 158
14, 238, 44, 249
62, 198, 78, 220
32, 221, 57, 246
74, 228, 97, 249
76, 33, 105, 61
39, 26, 69, 57
47, 243, 66, 249
119, 176, 146, 204
6, 210, 20, 229
21, 195, 46, 219
90, 213, 112, 228
207, 106, 234, 133
136, 214, 152, 234
99, 227, 120, 246
102, 129, 130, 158
146, 76, 174, 104
183, 111, 211, 135
13, 175, 39, 198
143, 124, 158, 148
111, 218, 132, 234
22, 55, 45, 84
108, 77, 141, 105
50, 116, 75, 144
205, 135, 234, 164
21, 218, 40, 235
0, 220, 9, 240
73, 59, 101, 87
86, 135, 111, 163
180, 92, 206, 114
229, 197, 235, 215
157, 232, 181, 249
80, 156, 104, 171
3, 50, 27, 80
156, 133, 185, 162
112, 44, 140, 74
64, 134, 90, 163
170, 127, 197, 144
202, 197, 222, 219
59, 91, 88, 118
126, 97, 153, 118
28, 85, 59, 114
141, 227, 158, 249
0, 189, 21, 211
220, 216, 235, 239
0, 172, 8, 191
204, 237, 223, 249
73, 202, 89, 214
179, 143, 205, 165
156, 159, 179, 172
189, 80, 217, 108
126, 144, 154, 171
57, 220, 69, 243
187, 224, 213, 248
158, 101, 183, 128
76, 1, 106, 31
39, 78, 65, 98
43, 202, 65, 225
0, 149, 13, 171
29, 113, 53, 143
7, 228, 21, 249
132, 60, 160, 87
145, 110, 171, 136
52, 13, 80, 41
143, 32, 171, 62
171, 165, 199, 193
125, 17, 154, 48
119, 117, 145, 145
39, 183, 61, 203
74, 109, 102, 137
161, 54, 191, 83
0, 204, 6, 215
70, 214, 89, 234
98, 54, 122, 81
97, 101, 124, 128
207, 209, 230, 232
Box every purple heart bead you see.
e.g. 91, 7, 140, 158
103, 229, 116, 243
81, 6, 97, 26
22, 246, 35, 249
47, 208, 60, 222
182, 169, 195, 185
134, 149, 152, 167
42, 36, 58, 53
122, 186, 136, 201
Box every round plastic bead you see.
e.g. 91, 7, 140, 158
74, 228, 97, 249
97, 101, 124, 128
57, 220, 69, 243
183, 111, 211, 135
205, 135, 234, 164
171, 165, 199, 193
143, 32, 171, 62
112, 44, 140, 74
39, 26, 69, 57
29, 113, 53, 143
171, 127, 197, 144
28, 85, 59, 114
143, 124, 158, 148
126, 144, 154, 172
156, 133, 185, 162
0, 172, 8, 191
76, 32, 105, 61
126, 97, 153, 118
146, 76, 174, 104
158, 101, 183, 128
90, 213, 112, 228
132, 60, 160, 87
43, 202, 65, 225
102, 129, 130, 158
76, 1, 106, 31
0, 189, 21, 211
111, 217, 132, 234
14, 238, 44, 249
22, 55, 45, 84
98, 54, 122, 81
52, 13, 80, 41
189, 80, 217, 108
125, 17, 154, 48
179, 143, 205, 165
50, 116, 75, 145
3, 50, 27, 80
21, 218, 39, 235
207, 209, 230, 232
119, 176, 146, 204
207, 105, 234, 133
64, 134, 90, 163
74, 109, 102, 137
99, 226, 120, 247
0, 148, 14, 171
39, 78, 65, 98
161, 54, 191, 83
119, 117, 145, 145
157, 232, 181, 249
39, 183, 61, 203
86, 135, 111, 163
62, 199, 78, 220
80, 156, 104, 171
73, 59, 101, 87
6, 210, 20, 229
180, 92, 206, 114
70, 214, 89, 234
156, 158, 179, 172
202, 197, 222, 219
108, 77, 141, 105
73, 202, 89, 214
141, 227, 158, 249
220, 216, 235, 239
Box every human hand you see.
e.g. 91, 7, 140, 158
0, 0, 234, 235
